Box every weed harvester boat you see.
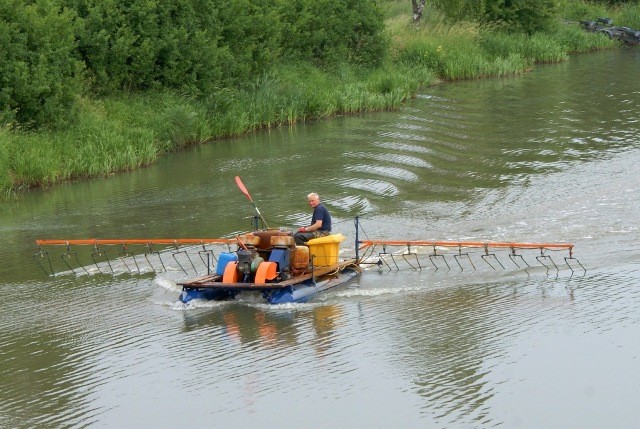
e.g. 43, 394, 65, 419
34, 233, 360, 304
33, 178, 586, 304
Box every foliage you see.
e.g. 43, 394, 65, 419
431, 0, 559, 34
2, 0, 388, 128
617, 2, 640, 27
66, 0, 232, 94
279, 0, 388, 67
432, 0, 485, 22
0, 0, 83, 129
483, 0, 559, 33
589, 0, 638, 4
65, 0, 388, 93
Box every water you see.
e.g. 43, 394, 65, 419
1, 48, 640, 428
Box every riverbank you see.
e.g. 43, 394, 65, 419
1, 1, 637, 198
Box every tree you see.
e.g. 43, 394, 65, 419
412, 0, 426, 23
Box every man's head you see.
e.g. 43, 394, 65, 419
307, 193, 320, 208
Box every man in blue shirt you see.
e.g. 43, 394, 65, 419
294, 192, 332, 245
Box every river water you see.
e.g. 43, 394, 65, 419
1, 48, 639, 428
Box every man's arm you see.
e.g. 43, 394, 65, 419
299, 219, 322, 233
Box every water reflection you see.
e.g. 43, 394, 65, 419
180, 303, 343, 359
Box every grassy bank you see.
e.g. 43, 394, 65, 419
2, 0, 638, 198
0, 63, 430, 197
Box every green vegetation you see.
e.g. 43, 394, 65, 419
2, 0, 639, 197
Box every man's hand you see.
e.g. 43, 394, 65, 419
298, 226, 307, 233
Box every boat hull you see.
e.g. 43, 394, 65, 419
178, 263, 359, 304
266, 267, 359, 304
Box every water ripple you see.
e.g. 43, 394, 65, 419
334, 177, 400, 197
345, 164, 418, 182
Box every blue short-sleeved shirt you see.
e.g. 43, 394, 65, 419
312, 204, 332, 232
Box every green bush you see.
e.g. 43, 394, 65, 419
483, 0, 559, 34
279, 0, 388, 67
0, 0, 83, 129
67, 0, 232, 94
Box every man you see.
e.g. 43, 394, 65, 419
293, 192, 332, 245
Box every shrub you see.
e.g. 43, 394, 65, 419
0, 0, 83, 129
482, 0, 559, 34
279, 0, 388, 67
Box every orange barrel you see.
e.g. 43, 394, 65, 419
292, 246, 310, 269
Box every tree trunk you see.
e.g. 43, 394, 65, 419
412, 0, 426, 23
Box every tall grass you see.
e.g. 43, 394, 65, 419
386, 0, 628, 83
203, 62, 425, 135
0, 127, 13, 197
617, 3, 640, 27
1, 63, 426, 196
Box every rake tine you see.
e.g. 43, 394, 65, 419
131, 254, 149, 273
564, 257, 587, 274
199, 245, 217, 264
389, 253, 400, 270
57, 244, 77, 275
60, 253, 76, 275
61, 249, 90, 275
124, 254, 141, 274
171, 252, 188, 274
172, 244, 198, 275
198, 247, 216, 274
378, 245, 398, 270
143, 252, 158, 272
429, 251, 450, 270
509, 251, 530, 277
402, 253, 422, 270
481, 253, 505, 270
401, 245, 422, 270
536, 254, 559, 274
508, 253, 530, 268
377, 254, 393, 270
118, 244, 140, 274
144, 243, 166, 273
453, 247, 476, 271
33, 249, 55, 276
156, 252, 167, 272
91, 245, 114, 274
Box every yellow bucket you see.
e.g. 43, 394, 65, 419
306, 233, 345, 267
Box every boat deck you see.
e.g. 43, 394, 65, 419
178, 259, 358, 290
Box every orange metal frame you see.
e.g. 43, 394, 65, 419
35, 238, 237, 246
359, 239, 574, 255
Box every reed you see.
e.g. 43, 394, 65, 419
481, 31, 569, 64
201, 63, 421, 133
0, 128, 11, 197
618, 3, 640, 27
1, 97, 161, 194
